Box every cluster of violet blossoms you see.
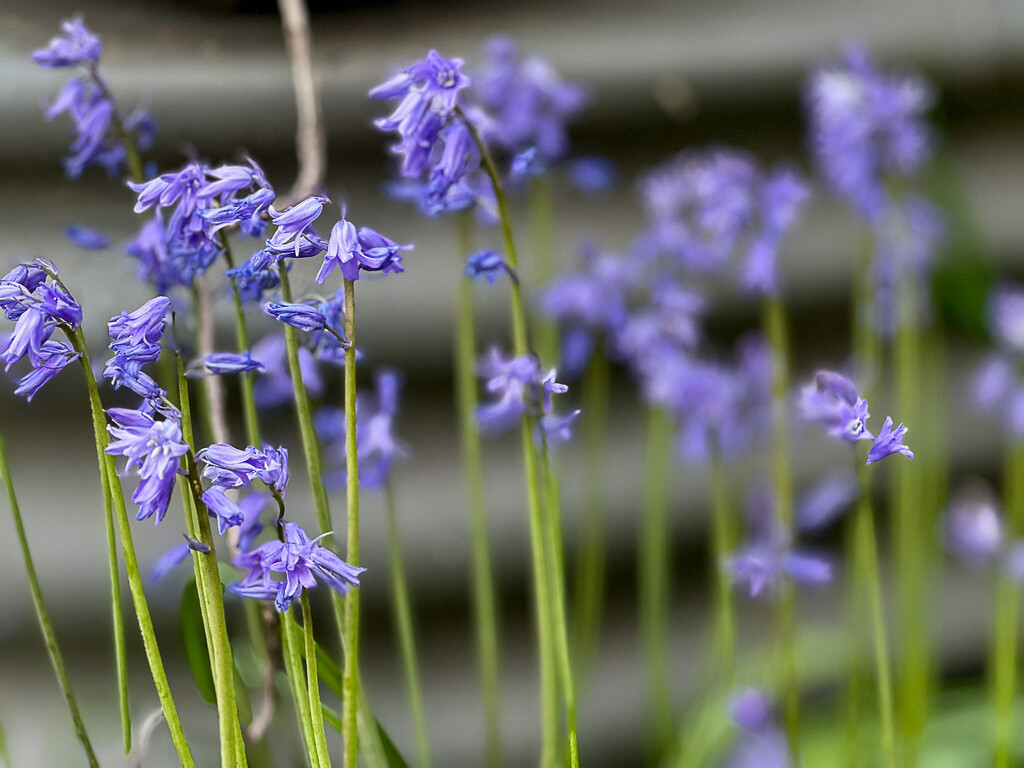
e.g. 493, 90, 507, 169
973, 283, 1024, 439
806, 46, 945, 335
196, 443, 289, 534
0, 262, 83, 401
33, 16, 156, 179
127, 159, 274, 294
476, 350, 580, 443
635, 148, 809, 297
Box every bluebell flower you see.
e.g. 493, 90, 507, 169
316, 219, 411, 283
473, 35, 586, 164
865, 416, 914, 464
270, 195, 329, 239
32, 16, 102, 68
945, 484, 1003, 566
226, 252, 281, 304
13, 340, 80, 401
799, 370, 874, 444
65, 224, 109, 250
2, 309, 54, 371
724, 690, 791, 768
0, 264, 48, 321
104, 297, 170, 400
263, 301, 327, 332
197, 443, 289, 496
105, 408, 188, 524
728, 540, 832, 599
465, 250, 509, 283
188, 352, 264, 377
237, 492, 270, 552
476, 350, 577, 440
201, 486, 246, 534
566, 156, 616, 194
228, 521, 365, 612
151, 534, 211, 583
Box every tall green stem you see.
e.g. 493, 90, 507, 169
65, 327, 194, 767
709, 453, 735, 682
992, 441, 1024, 767
539, 441, 580, 768
385, 484, 431, 768
221, 238, 262, 447
856, 458, 897, 768
0, 432, 99, 768
892, 274, 927, 766
466, 111, 565, 766
763, 297, 799, 758
342, 278, 361, 768
529, 176, 558, 366
176, 354, 248, 768
302, 594, 333, 768
454, 212, 503, 767
283, 611, 320, 767
640, 407, 673, 757
573, 347, 610, 677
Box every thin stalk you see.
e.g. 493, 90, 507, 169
763, 296, 800, 758
709, 453, 736, 682
572, 346, 610, 678
65, 327, 194, 767
892, 274, 927, 766
539, 441, 580, 768
529, 176, 558, 366
842, 503, 869, 768
342, 278, 361, 768
221, 237, 262, 448
385, 484, 432, 768
177, 356, 248, 768
283, 612, 320, 767
454, 212, 503, 768
992, 441, 1024, 767
640, 407, 674, 756
0, 432, 99, 768
856, 458, 897, 768
302, 594, 333, 768
466, 111, 563, 766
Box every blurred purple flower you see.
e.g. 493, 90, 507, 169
65, 224, 109, 250
945, 484, 1003, 566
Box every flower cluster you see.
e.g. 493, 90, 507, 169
723, 690, 792, 768
127, 159, 274, 293
973, 283, 1024, 439
476, 350, 580, 443
317, 369, 409, 490
635, 149, 809, 296
0, 262, 83, 401
105, 407, 188, 524
229, 522, 364, 612
196, 443, 289, 533
472, 35, 587, 167
103, 296, 170, 403
33, 16, 156, 179
371, 51, 484, 216
800, 370, 914, 464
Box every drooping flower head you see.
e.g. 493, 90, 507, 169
228, 521, 365, 612
723, 690, 791, 768
188, 352, 264, 377
475, 350, 578, 443
105, 408, 188, 524
799, 370, 873, 444
103, 297, 170, 402
317, 218, 411, 283
32, 16, 101, 68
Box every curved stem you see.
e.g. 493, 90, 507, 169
65, 327, 194, 767
302, 594, 333, 767
385, 484, 431, 768
454, 212, 503, 767
0, 432, 99, 768
342, 278, 361, 768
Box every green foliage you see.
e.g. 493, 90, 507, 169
181, 578, 216, 705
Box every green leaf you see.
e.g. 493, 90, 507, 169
375, 716, 411, 768
181, 578, 216, 705
315, 643, 343, 699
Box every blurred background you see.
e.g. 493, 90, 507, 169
2, 0, 1024, 765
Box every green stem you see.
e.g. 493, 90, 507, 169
385, 484, 432, 768
222, 237, 262, 447
640, 407, 674, 757
283, 612, 320, 767
302, 594, 333, 768
539, 441, 580, 768
842, 502, 869, 768
0, 432, 99, 768
709, 453, 735, 683
857, 459, 897, 768
892, 274, 927, 766
572, 346, 609, 678
176, 354, 248, 768
467, 112, 562, 766
66, 327, 194, 767
763, 297, 800, 759
342, 278, 361, 768
992, 441, 1024, 767
454, 212, 503, 768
